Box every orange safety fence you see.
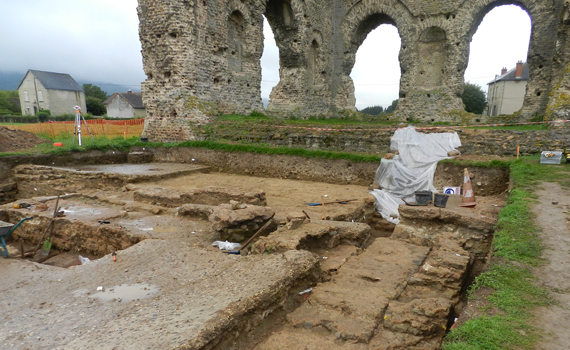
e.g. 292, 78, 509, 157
6, 118, 145, 139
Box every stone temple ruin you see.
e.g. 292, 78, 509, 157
138, 0, 570, 141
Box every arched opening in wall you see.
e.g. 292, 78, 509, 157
350, 19, 401, 115
308, 40, 319, 86
260, 16, 280, 109
228, 10, 246, 73
465, 4, 531, 116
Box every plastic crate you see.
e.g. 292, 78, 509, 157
540, 151, 562, 165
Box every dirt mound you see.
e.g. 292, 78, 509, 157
0, 126, 50, 153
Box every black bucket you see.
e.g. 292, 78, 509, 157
434, 193, 449, 208
414, 191, 432, 206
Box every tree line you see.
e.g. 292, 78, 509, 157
359, 83, 487, 116
0, 84, 109, 116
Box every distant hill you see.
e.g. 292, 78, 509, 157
0, 71, 141, 95
76, 81, 142, 95
0, 71, 24, 90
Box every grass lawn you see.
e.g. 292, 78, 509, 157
443, 157, 570, 350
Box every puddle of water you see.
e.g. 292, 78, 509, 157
152, 226, 179, 233
72, 288, 90, 297
89, 283, 158, 302
62, 206, 104, 215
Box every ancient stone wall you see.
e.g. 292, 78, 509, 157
138, 0, 569, 142
192, 122, 570, 156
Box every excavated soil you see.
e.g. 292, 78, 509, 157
0, 126, 50, 153
0, 158, 509, 350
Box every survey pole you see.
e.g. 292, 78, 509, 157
74, 105, 82, 146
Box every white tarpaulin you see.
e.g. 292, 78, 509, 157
369, 127, 461, 224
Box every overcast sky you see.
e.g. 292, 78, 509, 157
1, 1, 530, 109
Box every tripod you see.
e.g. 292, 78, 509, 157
73, 106, 95, 145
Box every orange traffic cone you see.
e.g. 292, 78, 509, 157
460, 168, 477, 208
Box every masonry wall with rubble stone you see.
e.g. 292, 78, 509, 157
138, 0, 570, 142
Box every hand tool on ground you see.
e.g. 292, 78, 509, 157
33, 194, 60, 256
305, 199, 357, 206
223, 213, 275, 255
13, 203, 32, 209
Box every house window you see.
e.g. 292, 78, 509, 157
38, 91, 43, 102
24, 91, 29, 102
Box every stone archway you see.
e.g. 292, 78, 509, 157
138, 0, 570, 142
339, 0, 411, 114
461, 0, 559, 117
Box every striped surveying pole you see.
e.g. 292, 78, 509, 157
74, 106, 82, 146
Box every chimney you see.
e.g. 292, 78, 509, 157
501, 67, 507, 75
515, 61, 523, 79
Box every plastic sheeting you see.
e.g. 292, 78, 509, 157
369, 127, 461, 224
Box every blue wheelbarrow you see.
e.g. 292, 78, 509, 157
0, 217, 33, 258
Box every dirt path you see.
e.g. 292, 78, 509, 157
531, 182, 570, 350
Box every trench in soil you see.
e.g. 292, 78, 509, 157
0, 156, 508, 349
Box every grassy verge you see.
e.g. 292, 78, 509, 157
443, 158, 569, 350
0, 134, 383, 164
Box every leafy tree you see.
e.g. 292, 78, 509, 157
360, 105, 384, 115
37, 109, 51, 122
86, 96, 107, 116
0, 90, 21, 114
82, 84, 107, 115
462, 82, 487, 114
82, 84, 108, 100
385, 99, 398, 114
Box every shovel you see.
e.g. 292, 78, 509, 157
41, 237, 52, 256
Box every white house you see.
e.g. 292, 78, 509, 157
104, 91, 145, 119
17, 70, 86, 116
486, 61, 529, 116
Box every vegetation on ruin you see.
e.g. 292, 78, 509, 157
213, 112, 551, 131
444, 158, 569, 350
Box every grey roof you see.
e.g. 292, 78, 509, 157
488, 62, 529, 84
20, 70, 84, 92
104, 92, 144, 109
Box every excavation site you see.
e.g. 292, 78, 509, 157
0, 129, 511, 350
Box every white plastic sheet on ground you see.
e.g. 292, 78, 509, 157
212, 240, 242, 251
369, 127, 461, 224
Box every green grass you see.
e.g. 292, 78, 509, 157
0, 134, 142, 157
0, 134, 383, 164
0, 122, 27, 126
215, 113, 554, 130
443, 158, 569, 350
444, 316, 539, 350
464, 124, 549, 131
217, 113, 395, 126
156, 139, 382, 163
